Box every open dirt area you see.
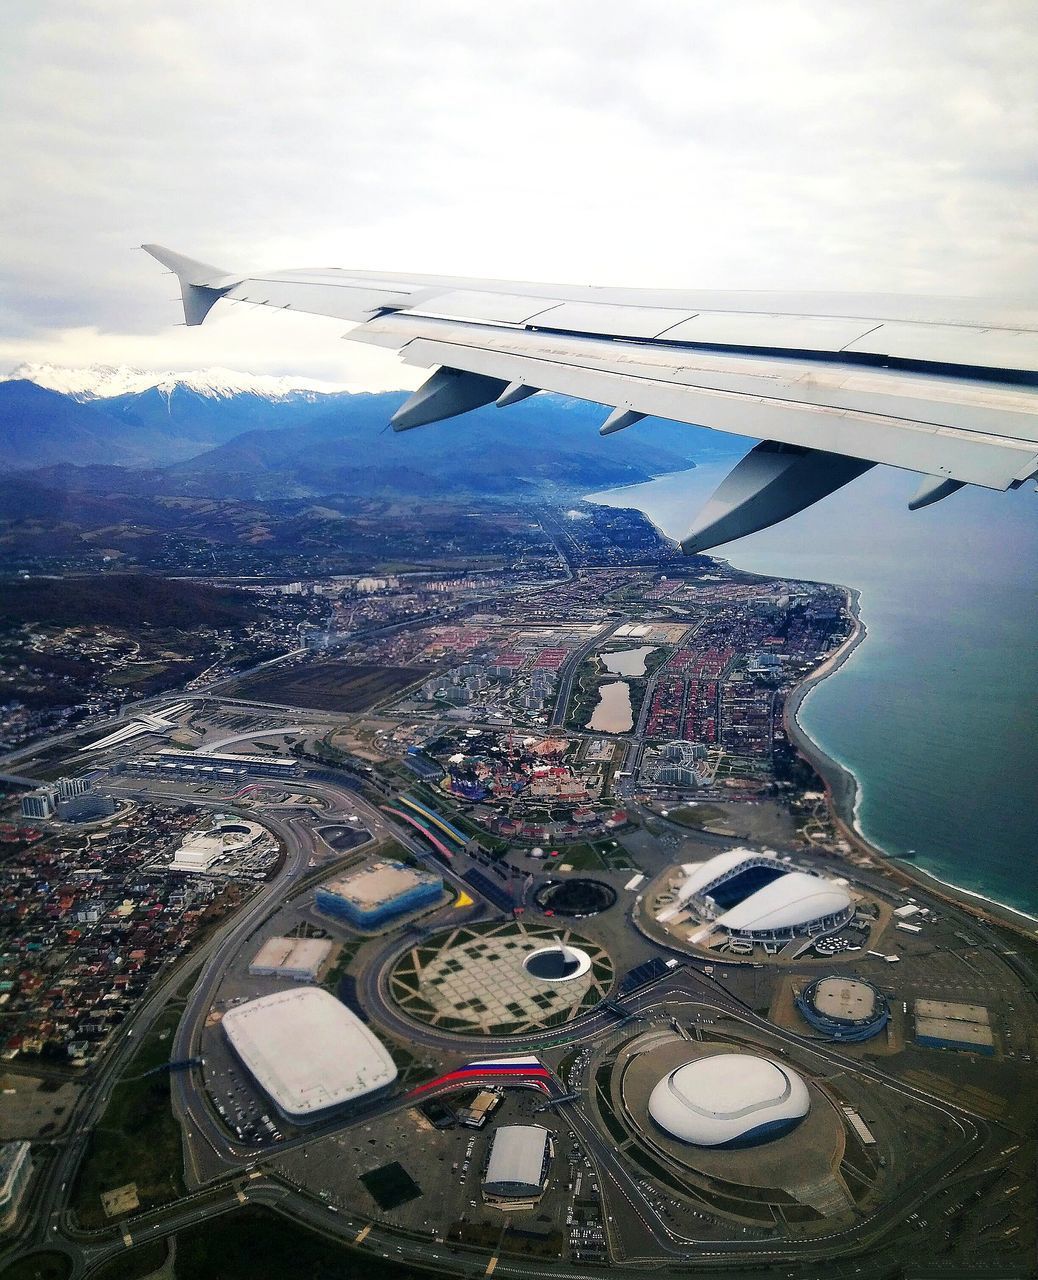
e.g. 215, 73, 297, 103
229, 662, 426, 712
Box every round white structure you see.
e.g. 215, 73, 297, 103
648, 1053, 810, 1149
522, 942, 592, 982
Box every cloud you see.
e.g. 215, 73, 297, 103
2, 0, 1036, 384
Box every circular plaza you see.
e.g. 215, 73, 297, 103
388, 919, 613, 1036
533, 877, 618, 917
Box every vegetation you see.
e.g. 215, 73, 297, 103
70, 1005, 186, 1229
320, 938, 363, 992
231, 662, 425, 713
665, 803, 730, 830
174, 1208, 434, 1280
0, 1254, 72, 1280
0, 574, 263, 631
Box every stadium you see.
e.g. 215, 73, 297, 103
612, 1036, 854, 1225
654, 848, 853, 947
222, 988, 397, 1123
796, 976, 890, 1042
648, 1052, 810, 1148
315, 859, 443, 928
482, 1125, 553, 1205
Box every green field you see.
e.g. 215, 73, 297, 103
666, 803, 731, 830
231, 661, 425, 712
70, 1006, 185, 1229
555, 841, 637, 873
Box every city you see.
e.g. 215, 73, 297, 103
2, 539, 1035, 1280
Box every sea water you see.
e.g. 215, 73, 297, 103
588, 459, 1038, 918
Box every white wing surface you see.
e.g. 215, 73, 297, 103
142, 245, 1038, 551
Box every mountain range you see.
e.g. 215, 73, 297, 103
0, 364, 741, 498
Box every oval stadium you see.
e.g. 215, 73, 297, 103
648, 1052, 810, 1148
655, 848, 853, 945
795, 976, 890, 1042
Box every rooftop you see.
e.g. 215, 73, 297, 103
323, 860, 440, 909
484, 1124, 550, 1195
222, 988, 396, 1119
812, 977, 877, 1021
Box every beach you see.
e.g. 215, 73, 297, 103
781, 589, 1038, 939
588, 462, 1038, 926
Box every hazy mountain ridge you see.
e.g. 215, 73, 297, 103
2, 362, 358, 401
0, 367, 726, 495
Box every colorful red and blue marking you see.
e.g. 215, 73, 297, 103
409, 1055, 554, 1098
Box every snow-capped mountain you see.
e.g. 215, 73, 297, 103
3, 362, 360, 402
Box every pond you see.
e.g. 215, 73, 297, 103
599, 645, 658, 677
588, 679, 634, 733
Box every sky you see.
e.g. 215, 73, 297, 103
2, 0, 1037, 389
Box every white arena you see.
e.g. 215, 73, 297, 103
648, 1052, 810, 1148
222, 988, 397, 1123
657, 848, 853, 943
170, 818, 267, 872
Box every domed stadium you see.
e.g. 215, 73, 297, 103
655, 848, 853, 944
648, 1052, 810, 1148
614, 1037, 854, 1226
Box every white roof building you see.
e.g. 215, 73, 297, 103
170, 833, 224, 872
715, 872, 852, 937
648, 1053, 810, 1148
659, 848, 853, 941
223, 988, 397, 1122
483, 1125, 552, 1199
657, 848, 777, 922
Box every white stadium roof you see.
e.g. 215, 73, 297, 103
648, 1053, 810, 1147
715, 872, 851, 934
679, 847, 775, 900
222, 988, 396, 1121
657, 847, 775, 922
483, 1125, 550, 1198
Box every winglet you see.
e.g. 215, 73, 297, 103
141, 244, 239, 326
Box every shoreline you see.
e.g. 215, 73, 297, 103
586, 474, 1038, 936
783, 588, 1038, 938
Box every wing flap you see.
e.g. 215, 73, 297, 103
389, 325, 1038, 488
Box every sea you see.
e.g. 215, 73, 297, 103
588, 455, 1038, 921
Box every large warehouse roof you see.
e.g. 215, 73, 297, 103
223, 988, 396, 1121
483, 1125, 550, 1198
648, 1053, 810, 1147
715, 872, 851, 933
248, 936, 333, 980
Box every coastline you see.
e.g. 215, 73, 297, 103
783, 588, 1038, 938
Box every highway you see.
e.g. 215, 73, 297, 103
549, 619, 625, 729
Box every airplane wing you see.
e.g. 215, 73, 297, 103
142, 244, 1038, 552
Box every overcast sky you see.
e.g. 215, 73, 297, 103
2, 0, 1036, 388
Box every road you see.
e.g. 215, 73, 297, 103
549, 619, 625, 729
3, 762, 1023, 1277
